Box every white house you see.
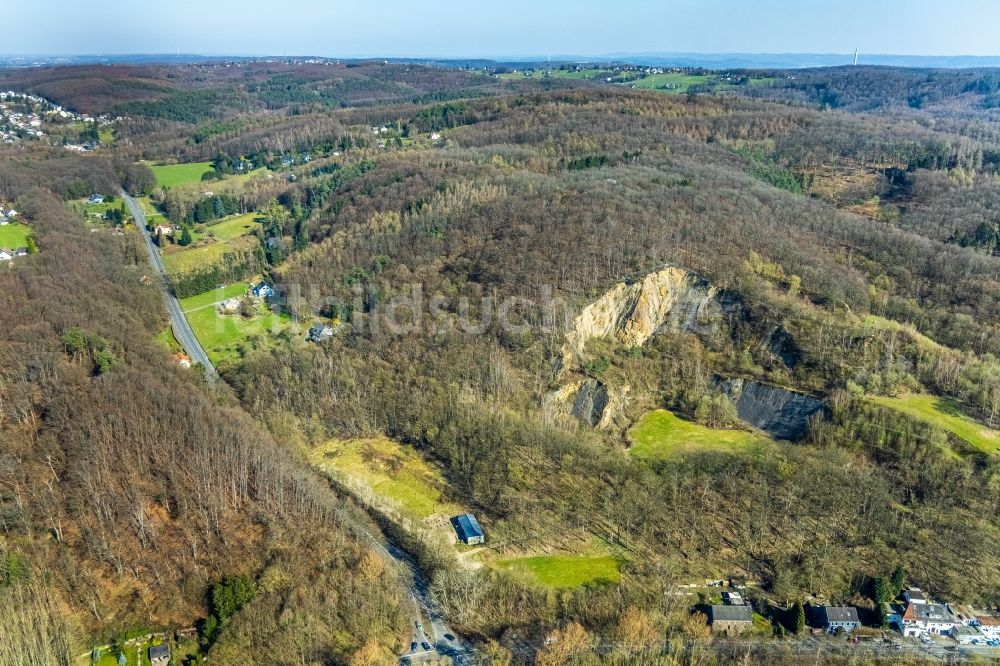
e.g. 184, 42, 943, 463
894, 602, 956, 637
0, 248, 12, 261
977, 616, 1000, 641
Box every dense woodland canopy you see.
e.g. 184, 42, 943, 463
3, 61, 1000, 664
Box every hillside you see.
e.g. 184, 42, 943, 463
2, 62, 1000, 664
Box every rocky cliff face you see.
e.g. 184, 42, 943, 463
560, 266, 732, 371
719, 378, 827, 440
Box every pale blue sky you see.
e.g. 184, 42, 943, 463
5, 0, 998, 58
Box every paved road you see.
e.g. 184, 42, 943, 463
121, 192, 217, 379
352, 525, 475, 664
124, 191, 469, 661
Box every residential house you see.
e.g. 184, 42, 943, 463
894, 602, 955, 637
88, 193, 104, 205
13, 247, 27, 257
0, 213, 8, 225
429, 131, 442, 140
451, 513, 485, 545
903, 588, 927, 604
307, 323, 334, 342
708, 605, 753, 635
148, 643, 170, 666
172, 353, 191, 369
722, 591, 745, 605
0, 248, 12, 261
951, 625, 985, 644
280, 155, 295, 167
815, 606, 861, 634
153, 224, 174, 237
976, 616, 1000, 641
251, 281, 274, 299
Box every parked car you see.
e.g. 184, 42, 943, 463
421, 641, 432, 651
410, 642, 417, 652
444, 633, 455, 642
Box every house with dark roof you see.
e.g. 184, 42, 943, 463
148, 643, 170, 666
815, 606, 861, 634
451, 513, 485, 545
251, 281, 273, 299
903, 588, 926, 604
708, 605, 753, 634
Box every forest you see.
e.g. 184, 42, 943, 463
2, 60, 1000, 665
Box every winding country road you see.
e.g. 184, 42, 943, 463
122, 192, 217, 379
125, 190, 472, 662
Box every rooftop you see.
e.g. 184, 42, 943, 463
710, 605, 753, 623
818, 606, 860, 624
451, 513, 484, 541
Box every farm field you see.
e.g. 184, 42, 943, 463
627, 409, 770, 461
869, 393, 1000, 455
309, 437, 461, 521
496, 555, 621, 589
149, 161, 212, 188
0, 223, 31, 247
180, 283, 295, 366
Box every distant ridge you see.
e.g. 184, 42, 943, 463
3, 52, 1000, 70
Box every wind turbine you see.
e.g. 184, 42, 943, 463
854, 48, 859, 66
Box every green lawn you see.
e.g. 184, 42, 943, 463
180, 284, 294, 366
309, 437, 460, 521
627, 409, 769, 461
149, 161, 213, 188
0, 223, 31, 248
161, 234, 257, 275
869, 394, 1000, 455
497, 555, 621, 588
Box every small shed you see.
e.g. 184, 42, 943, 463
451, 513, 485, 545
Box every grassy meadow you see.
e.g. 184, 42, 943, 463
149, 161, 213, 188
627, 409, 770, 461
497, 555, 622, 589
0, 223, 31, 248
869, 393, 1000, 455
309, 437, 460, 521
161, 233, 258, 275
179, 283, 295, 366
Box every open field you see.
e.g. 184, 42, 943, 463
627, 72, 713, 91
499, 68, 611, 81
0, 223, 31, 247
869, 394, 1000, 455
627, 409, 770, 461
309, 437, 460, 521
180, 284, 296, 366
496, 555, 621, 588
161, 233, 258, 275
198, 212, 261, 242
149, 161, 212, 188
